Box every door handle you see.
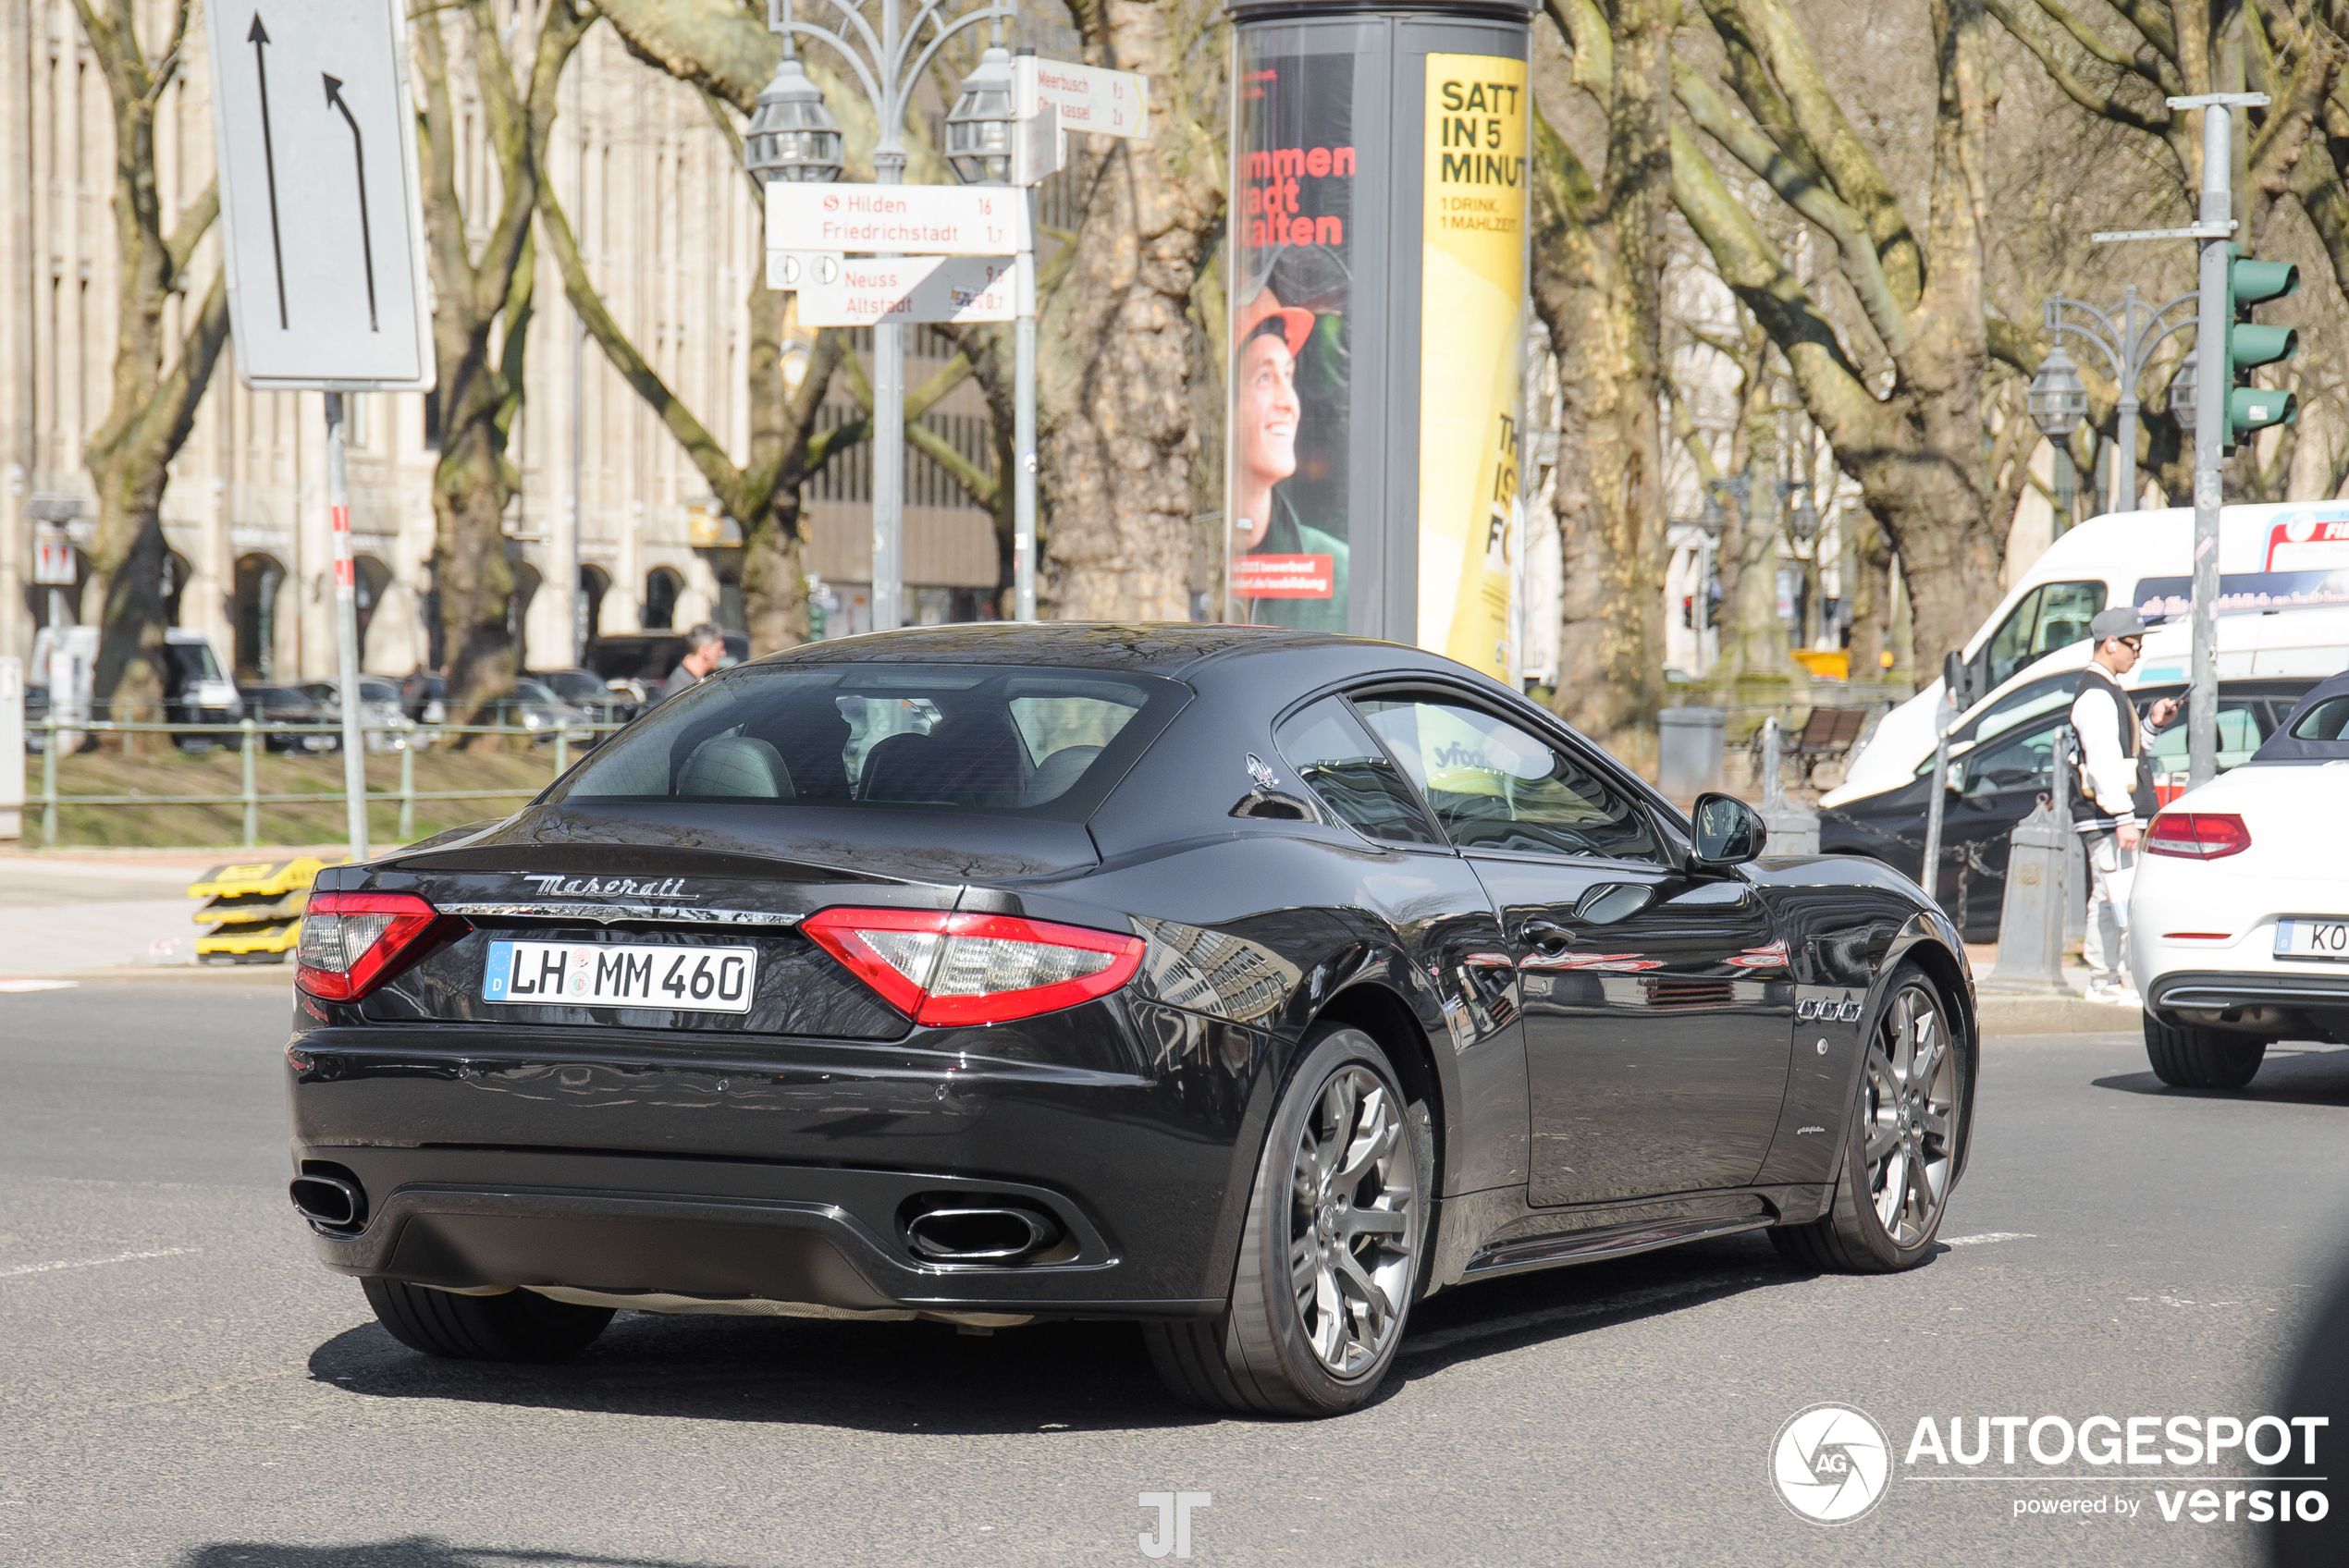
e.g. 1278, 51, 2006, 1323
1519, 920, 1573, 954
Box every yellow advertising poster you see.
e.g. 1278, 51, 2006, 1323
1417, 54, 1530, 679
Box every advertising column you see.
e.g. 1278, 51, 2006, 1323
1225, 1, 1533, 663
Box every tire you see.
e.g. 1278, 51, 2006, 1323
2142, 1012, 2267, 1090
1144, 1024, 1433, 1417
361, 1277, 615, 1363
1772, 963, 1968, 1274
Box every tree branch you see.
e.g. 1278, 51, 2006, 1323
1674, 59, 1913, 357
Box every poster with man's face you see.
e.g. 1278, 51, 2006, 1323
1228, 38, 1356, 631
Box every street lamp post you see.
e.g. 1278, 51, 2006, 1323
2030, 287, 2198, 514
751, 0, 1017, 634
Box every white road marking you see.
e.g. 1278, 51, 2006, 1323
0, 979, 79, 993
1940, 1231, 2035, 1246
0, 1246, 202, 1279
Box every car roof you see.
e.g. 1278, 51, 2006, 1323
747, 622, 1435, 680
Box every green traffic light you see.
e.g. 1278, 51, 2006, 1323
2228, 256, 2299, 310
2229, 322, 2297, 370
2228, 385, 2297, 438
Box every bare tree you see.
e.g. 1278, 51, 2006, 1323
1531, 0, 1675, 761
1670, 0, 2005, 680
414, 0, 592, 720
72, 0, 230, 719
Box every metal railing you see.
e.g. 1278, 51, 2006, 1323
30, 715, 620, 848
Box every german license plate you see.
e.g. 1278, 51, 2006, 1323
483, 939, 758, 1012
2275, 919, 2349, 962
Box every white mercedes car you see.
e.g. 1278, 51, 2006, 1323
2132, 669, 2349, 1087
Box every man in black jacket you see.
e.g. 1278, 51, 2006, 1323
2070, 607, 2181, 1004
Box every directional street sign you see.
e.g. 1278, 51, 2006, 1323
203, 0, 434, 391
767, 251, 844, 292
765, 183, 1029, 258
796, 256, 1027, 328
1015, 56, 1149, 140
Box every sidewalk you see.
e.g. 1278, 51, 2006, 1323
0, 846, 337, 980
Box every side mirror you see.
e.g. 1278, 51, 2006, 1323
1943, 649, 1979, 713
1690, 791, 1767, 868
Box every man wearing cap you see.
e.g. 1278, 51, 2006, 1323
1232, 288, 1348, 633
2070, 607, 2182, 1004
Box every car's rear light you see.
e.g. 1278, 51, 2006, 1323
296, 891, 445, 1001
2145, 811, 2253, 860
801, 907, 1145, 1026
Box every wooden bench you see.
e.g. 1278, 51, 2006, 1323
1790, 704, 1871, 783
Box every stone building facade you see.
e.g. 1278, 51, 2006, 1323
0, 0, 1001, 686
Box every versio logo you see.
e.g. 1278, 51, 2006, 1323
1773, 1403, 1893, 1525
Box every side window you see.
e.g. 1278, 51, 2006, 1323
1981, 588, 2043, 691
1273, 697, 1441, 846
2147, 700, 2265, 772
1962, 715, 2063, 796
2031, 581, 2106, 658
1354, 697, 1664, 864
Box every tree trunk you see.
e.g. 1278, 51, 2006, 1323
71, 0, 228, 722
1531, 1, 1673, 761
1039, 0, 1225, 620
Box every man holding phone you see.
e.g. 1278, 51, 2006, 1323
2070, 607, 2183, 1004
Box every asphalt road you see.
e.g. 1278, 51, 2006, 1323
4, 978, 2345, 1567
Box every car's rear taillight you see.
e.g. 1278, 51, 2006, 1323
296, 891, 445, 1001
2145, 811, 2253, 860
801, 907, 1145, 1026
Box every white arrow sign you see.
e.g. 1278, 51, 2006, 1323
203, 0, 434, 391
1015, 56, 1149, 140
795, 256, 1027, 328
766, 183, 1029, 257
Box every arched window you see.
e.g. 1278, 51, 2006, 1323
644, 567, 683, 631
578, 565, 609, 654
234, 553, 287, 680
353, 555, 392, 665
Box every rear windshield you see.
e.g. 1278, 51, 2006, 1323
550, 662, 1189, 820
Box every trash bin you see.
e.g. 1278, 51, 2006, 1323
1657, 706, 1726, 798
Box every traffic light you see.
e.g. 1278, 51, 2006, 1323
2225, 251, 2299, 442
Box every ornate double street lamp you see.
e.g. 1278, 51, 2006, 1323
2029, 286, 2197, 516
750, 0, 1018, 631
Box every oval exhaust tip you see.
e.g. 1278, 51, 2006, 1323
905, 1206, 1059, 1262
289, 1173, 363, 1230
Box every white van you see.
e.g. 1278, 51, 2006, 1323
1833, 500, 2349, 800
1822, 603, 2349, 812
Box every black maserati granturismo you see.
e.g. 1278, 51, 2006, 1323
283, 624, 1977, 1415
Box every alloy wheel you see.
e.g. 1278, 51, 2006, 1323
1287, 1063, 1418, 1377
1860, 983, 1960, 1247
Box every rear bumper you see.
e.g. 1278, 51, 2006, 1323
2145, 968, 2349, 1043
299, 1146, 1214, 1318
287, 1007, 1271, 1317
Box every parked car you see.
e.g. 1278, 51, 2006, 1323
2131, 668, 2349, 1088
1821, 673, 2315, 939
476, 678, 596, 742
236, 684, 341, 753
586, 631, 749, 706
299, 679, 411, 750
284, 624, 1978, 1415
525, 668, 638, 726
